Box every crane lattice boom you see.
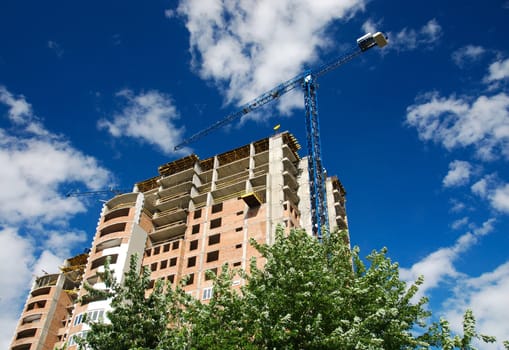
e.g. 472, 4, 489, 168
175, 32, 387, 238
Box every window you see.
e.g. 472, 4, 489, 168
160, 260, 168, 269
22, 314, 42, 325
208, 233, 220, 245
169, 257, 177, 267
283, 203, 288, 211
194, 209, 202, 219
206, 250, 219, 263
205, 267, 218, 281
163, 243, 170, 252
73, 313, 83, 326
16, 328, 36, 340
190, 240, 198, 251
91, 254, 118, 270
185, 273, 194, 285
145, 249, 152, 257
104, 207, 130, 222
236, 210, 243, 216
151, 263, 157, 271
235, 227, 242, 232
233, 261, 241, 267
211, 203, 223, 213
27, 301, 46, 311
168, 274, 175, 284
188, 256, 197, 267
68, 331, 88, 346
73, 310, 104, 327
172, 241, 180, 250
235, 243, 242, 249
148, 280, 155, 289
192, 224, 200, 234
99, 222, 126, 238
202, 287, 213, 300
154, 246, 160, 255
210, 218, 221, 229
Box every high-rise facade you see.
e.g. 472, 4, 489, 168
10, 132, 348, 350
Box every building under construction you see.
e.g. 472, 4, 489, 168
10, 131, 348, 350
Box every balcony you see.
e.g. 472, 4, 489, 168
34, 274, 59, 289
212, 181, 246, 202
216, 157, 250, 178
150, 221, 186, 243
157, 180, 193, 199
155, 190, 191, 212
283, 170, 298, 191
105, 193, 138, 211
152, 207, 187, 227
158, 167, 195, 187
283, 185, 299, 204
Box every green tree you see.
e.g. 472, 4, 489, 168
77, 227, 504, 350
77, 255, 194, 350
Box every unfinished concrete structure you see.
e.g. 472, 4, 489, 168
10, 131, 348, 350
10, 254, 87, 350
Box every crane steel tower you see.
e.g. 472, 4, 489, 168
175, 32, 387, 239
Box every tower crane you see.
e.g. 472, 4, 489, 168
174, 32, 388, 239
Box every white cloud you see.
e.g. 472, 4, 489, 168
0, 132, 111, 224
442, 261, 509, 350
0, 227, 35, 349
485, 57, 509, 82
98, 89, 188, 155
491, 184, 509, 212
164, 9, 176, 18
361, 19, 380, 34
0, 86, 114, 348
47, 40, 64, 58
406, 92, 509, 161
470, 175, 509, 214
451, 216, 469, 230
0, 226, 86, 349
450, 198, 466, 213
472, 178, 490, 198
443, 160, 472, 187
0, 86, 33, 124
177, 0, 367, 115
385, 19, 442, 52
400, 219, 495, 298
451, 45, 486, 67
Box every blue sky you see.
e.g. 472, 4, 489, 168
1, 0, 508, 348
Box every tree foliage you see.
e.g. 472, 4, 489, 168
75, 227, 505, 350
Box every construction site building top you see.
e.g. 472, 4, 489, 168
136, 176, 159, 193
331, 175, 347, 197
282, 132, 301, 160
135, 132, 301, 193
158, 154, 199, 177
64, 253, 89, 268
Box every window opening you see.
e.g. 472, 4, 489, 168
202, 287, 213, 300
188, 256, 197, 267
210, 218, 221, 229
211, 203, 223, 213
206, 250, 219, 263
208, 234, 220, 245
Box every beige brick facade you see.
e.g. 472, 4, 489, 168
10, 132, 349, 350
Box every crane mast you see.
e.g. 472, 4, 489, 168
175, 32, 387, 238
